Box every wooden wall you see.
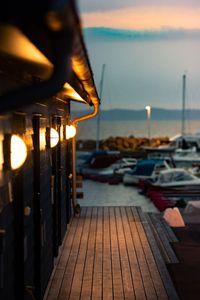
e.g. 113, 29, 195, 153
0, 100, 73, 300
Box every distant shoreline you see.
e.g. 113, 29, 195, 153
76, 119, 200, 141
72, 108, 200, 121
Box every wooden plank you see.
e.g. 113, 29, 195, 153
103, 207, 113, 300
156, 214, 179, 243
115, 207, 135, 299
46, 217, 79, 300
125, 207, 157, 300
151, 213, 173, 242
81, 207, 97, 299
120, 207, 146, 300
69, 207, 92, 299
92, 207, 103, 300
58, 207, 87, 300
146, 213, 178, 264
132, 207, 168, 300
109, 207, 124, 300
145, 213, 170, 263
57, 218, 79, 270
136, 207, 179, 300
46, 269, 66, 300
46, 206, 179, 300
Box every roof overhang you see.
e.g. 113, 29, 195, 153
0, 0, 99, 113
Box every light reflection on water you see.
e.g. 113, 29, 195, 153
81, 179, 158, 212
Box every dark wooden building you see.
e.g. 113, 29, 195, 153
0, 1, 99, 299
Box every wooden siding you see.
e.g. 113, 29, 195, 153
0, 203, 15, 300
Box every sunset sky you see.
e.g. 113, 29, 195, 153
80, 1, 200, 30
78, 1, 200, 110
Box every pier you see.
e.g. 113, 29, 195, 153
45, 206, 179, 300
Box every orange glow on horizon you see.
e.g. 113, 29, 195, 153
81, 6, 200, 30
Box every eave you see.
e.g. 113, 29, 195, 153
0, 0, 99, 113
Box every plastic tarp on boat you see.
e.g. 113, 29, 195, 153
130, 159, 162, 176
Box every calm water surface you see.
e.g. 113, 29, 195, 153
81, 179, 158, 212
77, 120, 200, 140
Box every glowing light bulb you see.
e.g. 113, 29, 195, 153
40, 128, 46, 150
50, 128, 59, 148
66, 125, 76, 140
11, 135, 27, 170
60, 125, 64, 141
0, 135, 3, 171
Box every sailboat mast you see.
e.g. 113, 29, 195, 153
181, 74, 186, 136
96, 64, 106, 151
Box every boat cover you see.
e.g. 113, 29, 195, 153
130, 159, 163, 176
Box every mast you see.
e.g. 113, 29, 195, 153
96, 63, 106, 151
181, 74, 186, 136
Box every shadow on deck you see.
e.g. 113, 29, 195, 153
44, 206, 179, 300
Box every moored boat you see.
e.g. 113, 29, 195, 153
146, 168, 200, 193
123, 159, 170, 185
172, 147, 200, 168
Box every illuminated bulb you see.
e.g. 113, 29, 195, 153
0, 139, 3, 172
66, 125, 76, 140
50, 128, 59, 148
11, 135, 27, 170
145, 105, 151, 112
40, 128, 46, 151
60, 125, 64, 141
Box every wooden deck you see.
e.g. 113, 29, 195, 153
45, 207, 179, 300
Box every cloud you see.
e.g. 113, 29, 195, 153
80, 6, 200, 30
79, 0, 200, 13
84, 27, 200, 41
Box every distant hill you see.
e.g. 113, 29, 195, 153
72, 108, 200, 121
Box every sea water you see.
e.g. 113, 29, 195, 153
77, 119, 200, 140
81, 179, 158, 211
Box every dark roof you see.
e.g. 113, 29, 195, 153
0, 0, 99, 112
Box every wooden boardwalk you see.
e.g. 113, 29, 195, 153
45, 207, 179, 300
